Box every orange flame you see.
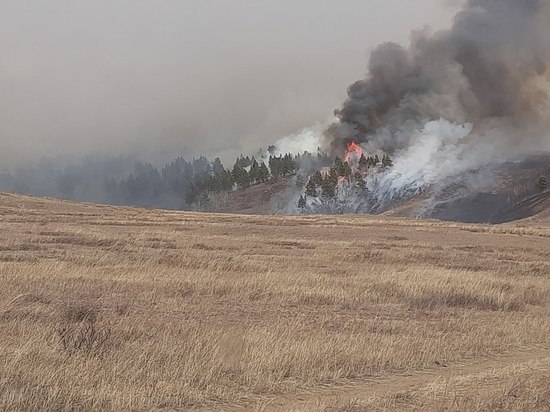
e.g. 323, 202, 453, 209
344, 141, 363, 163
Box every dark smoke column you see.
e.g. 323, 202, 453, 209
325, 0, 550, 156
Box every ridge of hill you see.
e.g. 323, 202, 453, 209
1, 155, 548, 225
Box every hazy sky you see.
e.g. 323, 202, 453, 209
0, 1, 459, 165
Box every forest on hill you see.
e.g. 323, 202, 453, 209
0, 150, 331, 211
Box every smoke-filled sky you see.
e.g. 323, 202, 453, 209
0, 1, 459, 166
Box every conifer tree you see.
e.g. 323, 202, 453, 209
285, 154, 297, 176
297, 195, 307, 210
211, 157, 225, 175
305, 178, 318, 197
539, 176, 548, 192
354, 171, 367, 190
258, 162, 270, 182
311, 171, 323, 187
249, 159, 260, 184
382, 154, 394, 168
321, 175, 337, 199
343, 161, 352, 178
320, 167, 339, 199
185, 182, 198, 205
334, 157, 346, 177
328, 166, 339, 186
232, 163, 250, 189
359, 154, 369, 171
269, 156, 280, 178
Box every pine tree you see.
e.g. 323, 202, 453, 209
185, 182, 198, 205
328, 166, 339, 186
311, 171, 323, 186
297, 195, 307, 210
269, 156, 281, 179
198, 190, 210, 210
235, 155, 253, 168
382, 154, 394, 168
249, 159, 260, 184
539, 176, 548, 192
343, 161, 352, 178
334, 157, 346, 177
232, 163, 250, 189
240, 169, 251, 188
305, 178, 318, 197
320, 168, 339, 199
321, 175, 337, 199
219, 169, 234, 191
291, 154, 298, 174
193, 156, 212, 177
359, 154, 369, 171
283, 154, 297, 176
354, 171, 367, 190
211, 157, 225, 175
258, 162, 270, 182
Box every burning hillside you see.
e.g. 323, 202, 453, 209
285, 0, 550, 218
344, 141, 363, 164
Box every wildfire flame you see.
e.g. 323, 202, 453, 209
344, 141, 364, 163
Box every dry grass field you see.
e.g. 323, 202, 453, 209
1, 192, 550, 411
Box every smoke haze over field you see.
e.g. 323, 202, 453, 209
0, 1, 458, 167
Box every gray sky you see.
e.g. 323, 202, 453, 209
0, 1, 458, 165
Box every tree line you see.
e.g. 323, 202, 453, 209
0, 151, 317, 210
185, 153, 303, 206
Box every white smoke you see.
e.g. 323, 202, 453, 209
370, 119, 473, 203
294, 118, 542, 215
267, 123, 327, 157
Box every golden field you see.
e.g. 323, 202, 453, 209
0, 193, 549, 411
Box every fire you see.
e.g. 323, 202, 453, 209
344, 141, 363, 163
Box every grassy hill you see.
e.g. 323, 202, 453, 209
1, 193, 549, 410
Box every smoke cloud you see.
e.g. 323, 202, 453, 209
326, 0, 550, 157
285, 0, 550, 217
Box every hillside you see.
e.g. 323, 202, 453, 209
1, 193, 549, 411
204, 177, 294, 215
208, 156, 550, 225
425, 156, 550, 224
384, 185, 550, 227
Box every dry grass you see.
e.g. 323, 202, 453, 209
0, 193, 549, 410
323, 359, 550, 411
324, 377, 550, 412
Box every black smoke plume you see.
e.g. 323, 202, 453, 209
326, 0, 550, 155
